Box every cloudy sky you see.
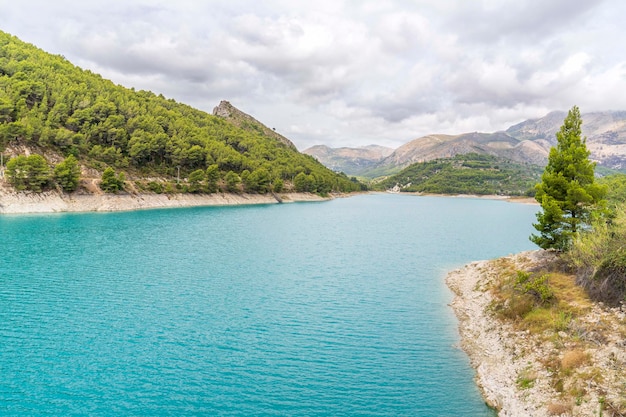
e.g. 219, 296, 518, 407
1, 0, 625, 150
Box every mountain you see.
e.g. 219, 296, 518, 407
0, 30, 363, 195
376, 153, 542, 196
506, 110, 626, 169
213, 100, 297, 150
307, 110, 626, 178
302, 144, 393, 176
380, 131, 551, 171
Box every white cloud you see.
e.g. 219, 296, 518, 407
0, 0, 625, 149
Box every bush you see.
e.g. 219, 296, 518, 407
566, 206, 626, 306
100, 167, 125, 193
53, 155, 81, 192
5, 154, 51, 192
187, 169, 206, 193
560, 349, 588, 371
515, 271, 555, 304
273, 178, 284, 193
146, 181, 163, 194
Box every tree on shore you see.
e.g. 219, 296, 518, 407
5, 154, 51, 192
530, 106, 606, 251
100, 167, 125, 193
53, 155, 81, 192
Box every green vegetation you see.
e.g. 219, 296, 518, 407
53, 155, 80, 192
488, 253, 626, 414
531, 106, 607, 251
376, 153, 542, 195
0, 30, 364, 195
555, 173, 626, 306
5, 154, 50, 191
524, 108, 626, 304
566, 206, 626, 306
100, 167, 125, 193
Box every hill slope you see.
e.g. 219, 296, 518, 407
307, 111, 626, 178
0, 30, 363, 195
302, 144, 393, 176
377, 153, 542, 196
507, 110, 626, 169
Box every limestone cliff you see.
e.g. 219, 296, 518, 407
212, 100, 297, 150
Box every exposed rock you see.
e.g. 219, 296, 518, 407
309, 111, 626, 177
0, 180, 329, 214
212, 100, 297, 150
447, 251, 626, 417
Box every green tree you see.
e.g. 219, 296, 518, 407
5, 155, 29, 190
244, 167, 271, 193
293, 172, 309, 192
100, 167, 125, 193
187, 169, 206, 193
53, 155, 81, 192
5, 154, 50, 192
224, 170, 241, 193
206, 164, 219, 193
273, 178, 284, 193
530, 106, 606, 250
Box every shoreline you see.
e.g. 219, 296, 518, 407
387, 190, 539, 205
447, 251, 626, 417
0, 188, 539, 215
0, 187, 331, 215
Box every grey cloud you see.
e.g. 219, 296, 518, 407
445, 0, 605, 43
1, 0, 625, 150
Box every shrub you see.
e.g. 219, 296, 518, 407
516, 368, 536, 389
566, 206, 626, 306
547, 403, 572, 416
53, 155, 81, 192
560, 349, 588, 371
5, 154, 51, 191
100, 167, 125, 193
146, 181, 163, 194
515, 271, 555, 304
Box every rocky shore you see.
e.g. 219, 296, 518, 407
0, 185, 329, 214
447, 251, 626, 417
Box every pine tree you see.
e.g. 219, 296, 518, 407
530, 106, 606, 250
53, 155, 81, 192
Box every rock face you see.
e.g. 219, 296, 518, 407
0, 180, 328, 214
307, 110, 626, 177
212, 100, 297, 150
508, 110, 626, 170
380, 131, 552, 169
302, 144, 394, 176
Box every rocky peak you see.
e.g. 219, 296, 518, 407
212, 100, 297, 150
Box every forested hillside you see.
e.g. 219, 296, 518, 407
0, 31, 364, 195
377, 153, 542, 196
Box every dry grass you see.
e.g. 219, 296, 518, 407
547, 402, 572, 416
549, 273, 593, 313
488, 261, 594, 337
474, 253, 626, 416
560, 349, 588, 371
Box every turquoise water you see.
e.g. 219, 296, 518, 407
0, 194, 537, 415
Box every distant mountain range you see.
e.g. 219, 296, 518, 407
301, 145, 394, 177
304, 111, 626, 178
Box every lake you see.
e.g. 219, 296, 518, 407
0, 193, 538, 415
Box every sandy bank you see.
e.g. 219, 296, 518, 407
393, 191, 539, 205
447, 251, 626, 417
0, 186, 330, 214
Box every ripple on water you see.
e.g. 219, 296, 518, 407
0, 195, 537, 415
